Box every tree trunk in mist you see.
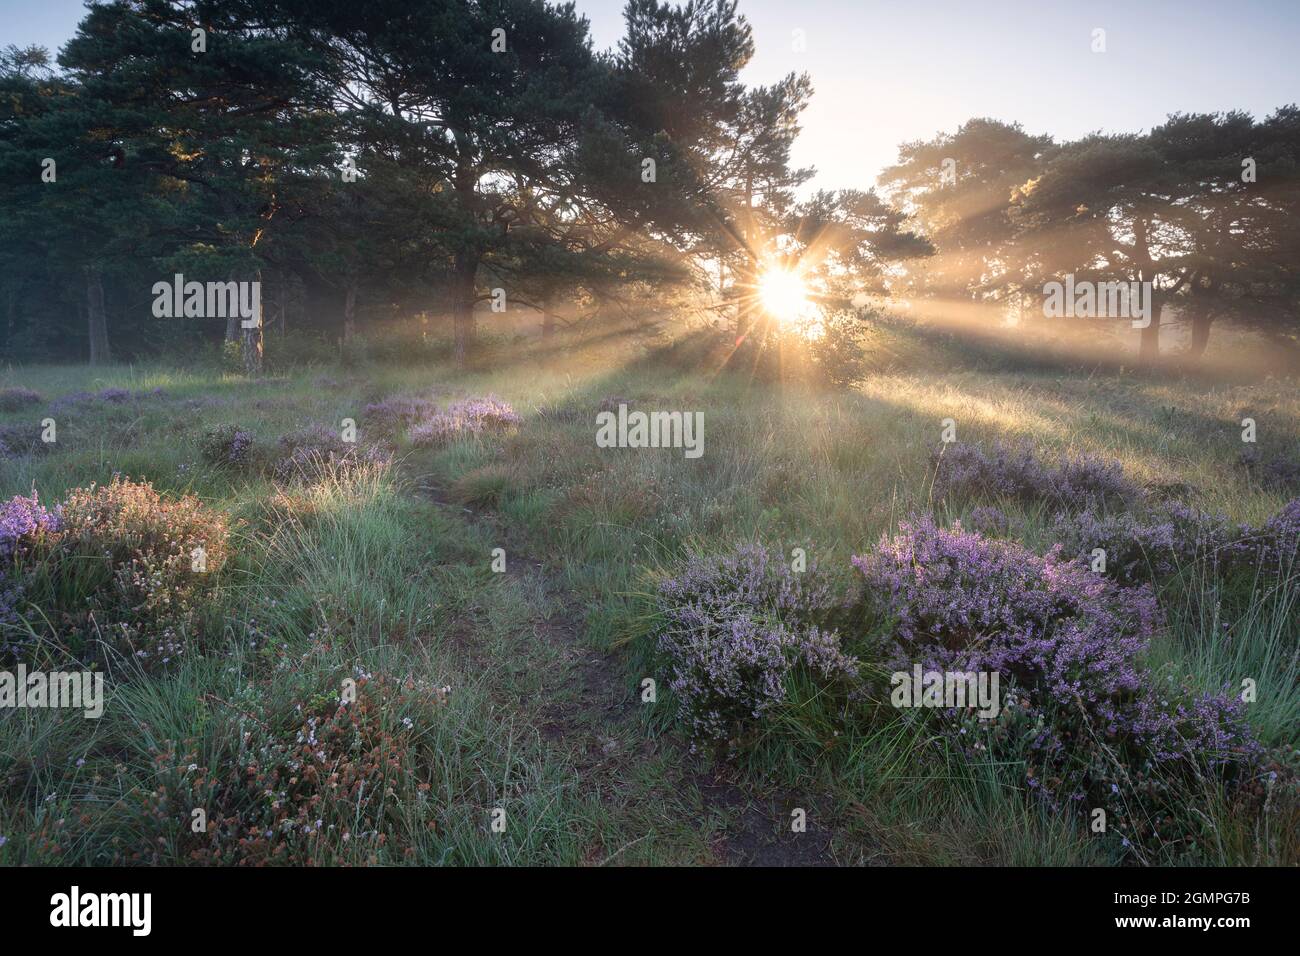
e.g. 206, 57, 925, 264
1137, 290, 1162, 366
343, 281, 358, 345
242, 271, 263, 376
85, 266, 111, 365
1188, 309, 1213, 359
540, 291, 555, 339
452, 252, 479, 367
734, 259, 758, 340
4, 287, 14, 351
303, 274, 344, 335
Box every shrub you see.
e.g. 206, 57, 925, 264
1055, 499, 1300, 585
808, 308, 873, 388
138, 673, 444, 865
199, 424, 256, 470
853, 517, 1262, 842
9, 478, 231, 668
0, 386, 42, 412
0, 423, 49, 460
932, 441, 1142, 510
272, 425, 391, 483
1242, 498, 1300, 575
1053, 502, 1246, 585
409, 397, 521, 446
597, 395, 633, 414
50, 387, 165, 411
655, 544, 857, 743
363, 395, 437, 433
968, 505, 1010, 536
1238, 447, 1300, 491
0, 493, 60, 628
0, 493, 61, 567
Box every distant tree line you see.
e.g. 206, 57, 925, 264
881, 112, 1300, 363
0, 0, 908, 370
1, 1, 1295, 370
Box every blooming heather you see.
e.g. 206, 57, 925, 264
50, 386, 165, 411
1239, 448, 1300, 492
0, 494, 60, 632
853, 517, 1261, 811
932, 441, 1142, 510
272, 424, 391, 482
42, 478, 229, 667
409, 397, 521, 446
0, 386, 42, 412
199, 424, 256, 469
1056, 499, 1300, 585
656, 544, 856, 742
0, 423, 47, 460
0, 494, 60, 567
1241, 498, 1300, 574
968, 505, 1010, 536
363, 395, 437, 433
1053, 502, 1246, 585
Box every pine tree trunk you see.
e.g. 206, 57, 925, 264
1188, 309, 1213, 359
343, 281, 358, 344
1137, 290, 1162, 366
4, 286, 15, 351
242, 272, 263, 376
735, 259, 758, 339
85, 266, 111, 365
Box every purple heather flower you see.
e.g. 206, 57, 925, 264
656, 544, 856, 743
932, 441, 1142, 510
409, 397, 521, 445
0, 386, 42, 412
853, 516, 1261, 803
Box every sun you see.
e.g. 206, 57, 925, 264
757, 268, 812, 325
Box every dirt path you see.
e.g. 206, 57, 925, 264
419, 480, 843, 866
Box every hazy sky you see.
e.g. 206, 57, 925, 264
5, 0, 1297, 193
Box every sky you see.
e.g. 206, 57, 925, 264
4, 0, 1297, 193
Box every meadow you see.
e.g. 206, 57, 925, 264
1, 322, 1296, 866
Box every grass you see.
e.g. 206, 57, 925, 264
1, 323, 1296, 865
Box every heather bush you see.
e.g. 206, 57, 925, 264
0, 423, 49, 460
968, 504, 1010, 536
50, 386, 165, 411
853, 517, 1262, 846
409, 397, 521, 446
136, 673, 444, 865
0, 493, 61, 567
1055, 499, 1299, 586
272, 424, 392, 483
4, 478, 231, 668
0, 493, 61, 627
1238, 447, 1300, 491
199, 424, 256, 470
932, 441, 1142, 510
597, 395, 633, 414
655, 544, 858, 743
1053, 502, 1246, 585
363, 395, 436, 434
0, 386, 42, 412
1240, 498, 1300, 575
